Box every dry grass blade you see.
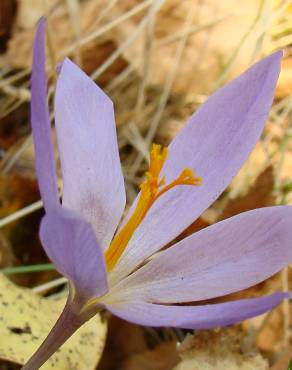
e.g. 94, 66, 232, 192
0, 200, 43, 228
129, 3, 199, 177
90, 0, 165, 81
66, 0, 82, 64
32, 277, 68, 294
61, 0, 156, 57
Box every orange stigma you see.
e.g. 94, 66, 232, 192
105, 144, 202, 271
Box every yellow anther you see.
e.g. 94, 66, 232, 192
178, 168, 202, 185
149, 144, 168, 180
105, 144, 201, 272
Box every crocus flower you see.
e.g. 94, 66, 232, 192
23, 18, 292, 370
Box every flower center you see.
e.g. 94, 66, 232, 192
105, 144, 201, 272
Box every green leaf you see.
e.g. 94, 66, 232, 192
0, 263, 55, 275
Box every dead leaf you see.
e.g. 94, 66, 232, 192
228, 143, 272, 199
0, 175, 39, 221
270, 345, 292, 370
3, 0, 128, 80
0, 232, 18, 269
123, 341, 179, 370
5, 0, 290, 96
0, 0, 17, 53
277, 57, 292, 98
0, 174, 56, 286
219, 165, 275, 221
0, 274, 107, 369
257, 307, 283, 353
98, 315, 147, 370
169, 217, 210, 249
173, 329, 268, 370
16, 0, 59, 30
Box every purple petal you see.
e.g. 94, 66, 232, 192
111, 52, 282, 281
54, 59, 125, 250
31, 18, 59, 211
23, 294, 95, 370
106, 292, 291, 329
40, 206, 108, 301
109, 206, 292, 303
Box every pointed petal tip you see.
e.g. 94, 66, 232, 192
62, 56, 73, 65
33, 17, 46, 46
265, 49, 283, 70
58, 57, 113, 106
242, 51, 282, 88
55, 57, 71, 75
33, 19, 45, 54
37, 16, 46, 27
271, 49, 284, 61
256, 50, 283, 77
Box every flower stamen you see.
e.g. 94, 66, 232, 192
105, 144, 201, 272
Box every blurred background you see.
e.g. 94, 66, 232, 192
0, 0, 291, 369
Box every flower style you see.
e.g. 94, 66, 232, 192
23, 18, 292, 370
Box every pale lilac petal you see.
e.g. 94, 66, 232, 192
109, 206, 292, 303
106, 293, 290, 329
40, 206, 108, 300
55, 59, 125, 250
111, 52, 282, 281
31, 18, 59, 211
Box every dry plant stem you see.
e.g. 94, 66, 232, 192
157, 17, 226, 47
136, 3, 155, 112
249, 0, 274, 63
0, 69, 29, 88
270, 0, 291, 27
124, 124, 150, 163
62, 0, 156, 57
121, 0, 156, 166
273, 34, 292, 49
0, 175, 62, 228
271, 97, 292, 125
266, 2, 292, 59
273, 21, 292, 35
66, 0, 82, 65
32, 277, 68, 294
106, 64, 134, 92
1, 97, 23, 118
0, 94, 16, 113
91, 0, 165, 81
145, 7, 197, 138
88, 0, 119, 31
0, 67, 11, 79
130, 6, 198, 176
44, 4, 57, 71
214, 0, 266, 88
219, 0, 288, 87
1, 135, 32, 174
273, 99, 292, 200
185, 0, 220, 96
0, 84, 30, 101
275, 134, 290, 190
0, 200, 43, 228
